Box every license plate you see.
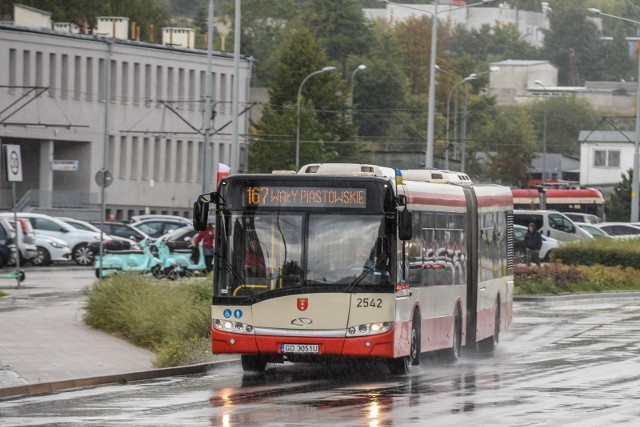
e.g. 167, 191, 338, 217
281, 344, 319, 354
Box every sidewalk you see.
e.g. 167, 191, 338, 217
0, 268, 155, 391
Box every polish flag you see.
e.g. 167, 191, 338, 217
217, 163, 230, 183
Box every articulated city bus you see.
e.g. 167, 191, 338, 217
512, 188, 605, 221
194, 164, 514, 374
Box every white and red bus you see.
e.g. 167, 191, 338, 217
194, 163, 514, 374
512, 188, 605, 221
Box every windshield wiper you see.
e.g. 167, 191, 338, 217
343, 255, 388, 293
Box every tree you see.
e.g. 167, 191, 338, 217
527, 96, 600, 157
467, 106, 538, 187
607, 169, 634, 221
304, 0, 374, 77
250, 27, 354, 171
542, 0, 605, 85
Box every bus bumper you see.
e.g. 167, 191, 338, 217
212, 328, 396, 358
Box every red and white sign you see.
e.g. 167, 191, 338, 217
297, 297, 308, 311
5, 144, 23, 182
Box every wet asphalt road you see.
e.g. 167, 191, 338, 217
2, 296, 640, 426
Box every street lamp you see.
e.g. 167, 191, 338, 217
534, 80, 548, 183
446, 66, 499, 170
296, 66, 337, 171
350, 64, 366, 104
446, 73, 476, 169
588, 8, 640, 221
381, 0, 496, 169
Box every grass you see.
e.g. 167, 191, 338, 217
84, 273, 220, 368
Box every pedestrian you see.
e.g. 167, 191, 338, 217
192, 223, 215, 272
524, 222, 543, 267
244, 238, 266, 277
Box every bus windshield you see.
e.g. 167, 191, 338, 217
215, 212, 391, 298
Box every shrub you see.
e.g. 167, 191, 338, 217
515, 262, 640, 295
552, 238, 640, 269
84, 273, 215, 367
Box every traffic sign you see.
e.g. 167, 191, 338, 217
95, 169, 113, 188
4, 144, 23, 182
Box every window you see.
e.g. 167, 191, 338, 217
131, 136, 139, 179
164, 139, 172, 181
98, 58, 105, 101
145, 64, 152, 105
156, 65, 163, 104
199, 70, 205, 111
133, 63, 140, 105
188, 69, 195, 110
61, 54, 68, 98
220, 73, 227, 113
594, 149, 620, 167
35, 52, 43, 87
178, 68, 185, 108
119, 136, 128, 178
74, 56, 81, 100
186, 140, 194, 182
175, 140, 183, 182
110, 59, 117, 101
107, 135, 115, 170
167, 67, 174, 101
142, 137, 150, 179
153, 137, 161, 180
22, 50, 31, 88
86, 57, 93, 101
49, 53, 57, 98
9, 49, 16, 93
197, 140, 203, 182
121, 61, 129, 104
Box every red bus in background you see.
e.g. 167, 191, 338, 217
511, 187, 605, 221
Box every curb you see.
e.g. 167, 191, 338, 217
0, 359, 240, 400
514, 291, 640, 304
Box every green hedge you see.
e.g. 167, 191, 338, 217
551, 238, 640, 269
84, 273, 217, 367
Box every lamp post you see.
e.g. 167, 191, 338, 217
446, 74, 476, 169
588, 8, 640, 221
381, 0, 496, 169
350, 64, 366, 120
534, 80, 548, 183
446, 66, 499, 170
296, 66, 336, 171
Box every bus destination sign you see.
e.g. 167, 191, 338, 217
245, 186, 367, 208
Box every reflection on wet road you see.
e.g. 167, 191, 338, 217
3, 298, 640, 426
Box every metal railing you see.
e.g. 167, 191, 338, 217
15, 190, 98, 212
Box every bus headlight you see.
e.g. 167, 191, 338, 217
213, 318, 255, 335
346, 322, 393, 337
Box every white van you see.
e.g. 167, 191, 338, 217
513, 210, 593, 242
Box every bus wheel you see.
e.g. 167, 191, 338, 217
388, 314, 420, 375
241, 355, 266, 373
478, 301, 500, 353
444, 307, 462, 363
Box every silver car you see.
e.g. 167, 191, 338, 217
1, 216, 38, 265
31, 233, 72, 266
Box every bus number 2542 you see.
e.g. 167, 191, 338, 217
357, 298, 382, 308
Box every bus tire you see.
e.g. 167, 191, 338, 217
444, 305, 462, 363
241, 355, 266, 373
388, 313, 420, 375
478, 299, 500, 354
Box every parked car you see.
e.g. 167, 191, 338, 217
31, 233, 72, 266
593, 222, 640, 239
158, 226, 198, 251
130, 218, 191, 239
513, 224, 560, 263
513, 210, 592, 242
563, 212, 600, 224
57, 217, 139, 253
129, 214, 191, 223
0, 218, 17, 268
0, 213, 102, 266
1, 216, 38, 264
89, 220, 151, 243
574, 222, 611, 239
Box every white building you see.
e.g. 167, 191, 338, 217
578, 130, 635, 192
0, 20, 252, 220
364, 2, 549, 47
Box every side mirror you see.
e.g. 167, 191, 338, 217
398, 207, 413, 241
193, 197, 209, 231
